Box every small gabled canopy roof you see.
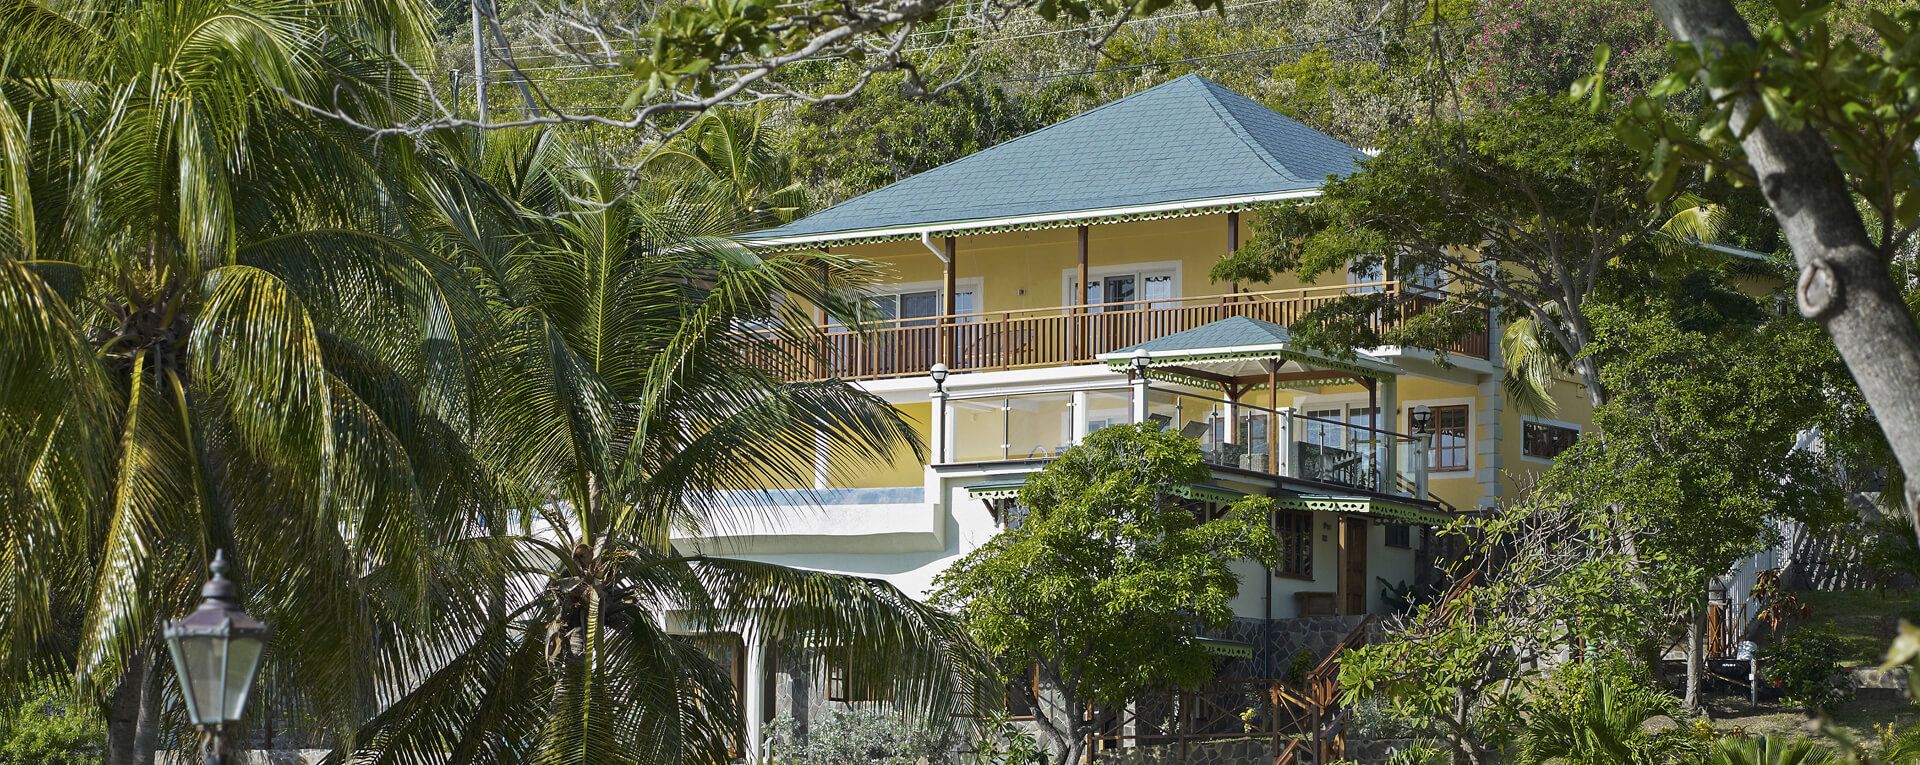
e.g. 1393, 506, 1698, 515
1097, 316, 1398, 388
743, 75, 1366, 248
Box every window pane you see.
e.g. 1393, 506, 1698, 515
1523, 421, 1579, 459
899, 290, 938, 327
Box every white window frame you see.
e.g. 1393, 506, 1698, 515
857, 278, 984, 324
1403, 397, 1474, 476
1519, 416, 1583, 464
1293, 394, 1385, 450
1060, 260, 1183, 308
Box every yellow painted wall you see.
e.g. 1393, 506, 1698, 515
831, 212, 1316, 315
1498, 375, 1597, 496
827, 401, 931, 488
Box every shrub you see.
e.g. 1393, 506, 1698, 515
1764, 626, 1850, 713
0, 682, 105, 765
962, 711, 1044, 765
1516, 658, 1700, 765
762, 708, 952, 765
1284, 648, 1318, 684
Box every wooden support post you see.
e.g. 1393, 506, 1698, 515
1074, 225, 1089, 359
942, 236, 957, 365
1226, 212, 1240, 302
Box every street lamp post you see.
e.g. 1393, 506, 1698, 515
164, 550, 270, 765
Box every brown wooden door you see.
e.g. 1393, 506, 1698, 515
1338, 518, 1369, 615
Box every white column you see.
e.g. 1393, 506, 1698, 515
1130, 374, 1150, 424
742, 626, 769, 761
1071, 390, 1090, 444
1222, 401, 1237, 445
1412, 431, 1431, 500
929, 388, 950, 463
1274, 407, 1295, 478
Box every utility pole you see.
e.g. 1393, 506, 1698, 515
469, 0, 488, 120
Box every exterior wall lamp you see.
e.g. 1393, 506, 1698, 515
165, 550, 270, 765
1409, 404, 1434, 435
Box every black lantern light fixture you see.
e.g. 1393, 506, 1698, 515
928, 362, 949, 393
1409, 404, 1434, 435
1130, 348, 1152, 374
165, 550, 270, 765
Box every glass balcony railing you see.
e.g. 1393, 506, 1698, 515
939, 386, 1436, 501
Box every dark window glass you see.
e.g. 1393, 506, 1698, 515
1274, 510, 1314, 578
1385, 523, 1411, 548
1523, 421, 1580, 460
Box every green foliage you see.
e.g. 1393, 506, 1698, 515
1706, 735, 1834, 765
931, 423, 1279, 761
1284, 647, 1318, 684
780, 51, 1092, 206
1464, 0, 1674, 108
963, 711, 1047, 765
1212, 94, 1743, 394
0, 683, 103, 765
762, 708, 954, 765
1516, 660, 1698, 765
1545, 306, 1850, 584
1615, 3, 1920, 252
1765, 626, 1851, 713
1861, 507, 1920, 587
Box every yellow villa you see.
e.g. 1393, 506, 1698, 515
674, 74, 1596, 756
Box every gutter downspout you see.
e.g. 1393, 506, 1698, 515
920, 231, 950, 263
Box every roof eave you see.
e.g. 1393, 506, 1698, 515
740, 188, 1324, 250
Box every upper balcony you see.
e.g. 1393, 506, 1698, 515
756, 281, 1489, 382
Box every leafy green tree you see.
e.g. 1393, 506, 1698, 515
331, 129, 986, 764
1633, 0, 1920, 543
0, 0, 500, 761
1544, 305, 1849, 707
0, 681, 104, 765
931, 423, 1278, 765
1211, 96, 1744, 409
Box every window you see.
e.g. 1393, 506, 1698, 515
1522, 420, 1580, 460
1385, 523, 1411, 549
827, 653, 890, 702
1417, 405, 1470, 472
1274, 510, 1314, 578
1065, 265, 1179, 309
1004, 664, 1038, 719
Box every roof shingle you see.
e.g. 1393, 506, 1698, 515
746, 75, 1365, 243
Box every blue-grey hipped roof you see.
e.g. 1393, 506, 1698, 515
1098, 316, 1399, 382
746, 75, 1366, 244
1111, 315, 1301, 354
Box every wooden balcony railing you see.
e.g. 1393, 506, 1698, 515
751, 281, 1490, 382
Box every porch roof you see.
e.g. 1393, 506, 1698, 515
1095, 316, 1399, 389
963, 476, 1450, 525
740, 75, 1365, 249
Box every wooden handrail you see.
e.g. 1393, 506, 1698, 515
814, 281, 1402, 332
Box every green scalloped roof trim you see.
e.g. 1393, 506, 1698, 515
1275, 496, 1451, 525
1104, 346, 1392, 383
748, 200, 1266, 253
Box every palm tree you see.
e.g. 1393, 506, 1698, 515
0, 0, 502, 760
332, 129, 986, 764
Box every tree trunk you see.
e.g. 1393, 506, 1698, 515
1684, 575, 1708, 711
1653, 0, 1920, 549
105, 652, 158, 765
